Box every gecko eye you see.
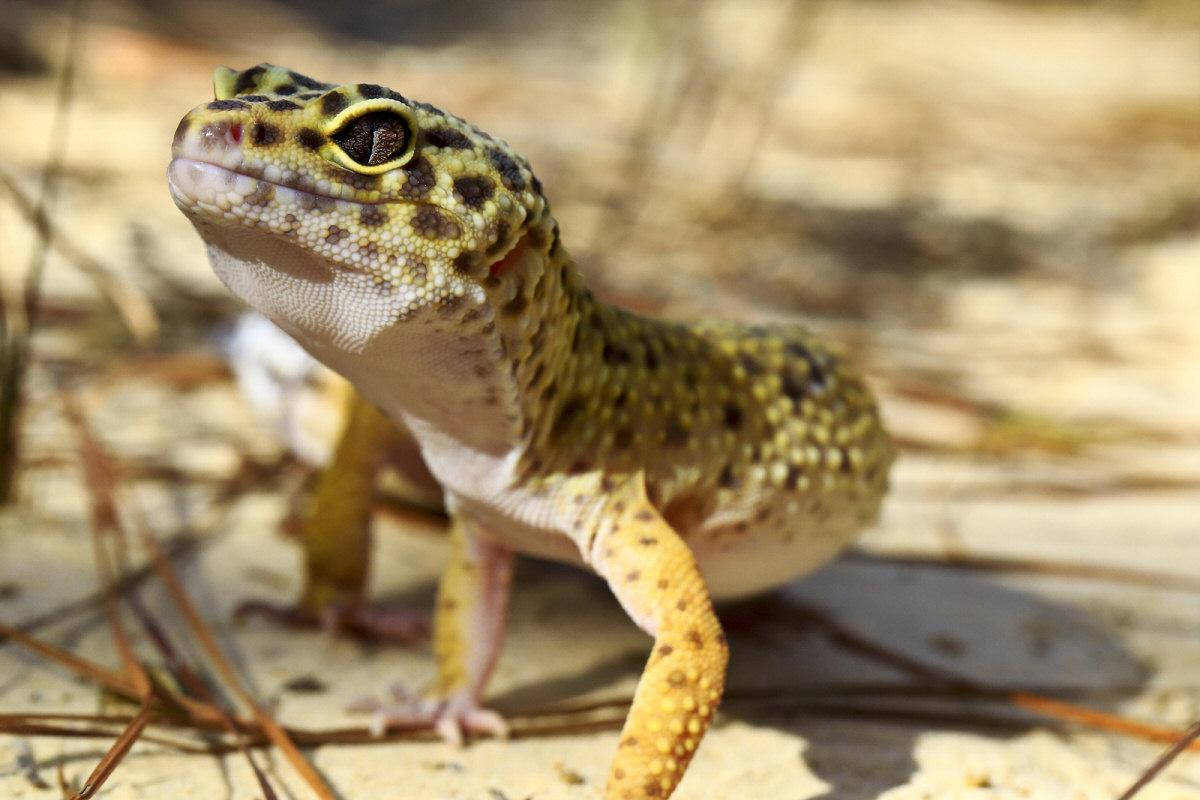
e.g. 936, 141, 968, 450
330, 110, 411, 167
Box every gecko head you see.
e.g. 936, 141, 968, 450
168, 64, 546, 353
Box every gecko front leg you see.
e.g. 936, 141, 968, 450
585, 476, 728, 800
237, 391, 436, 642
356, 509, 513, 744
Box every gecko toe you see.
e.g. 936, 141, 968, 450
350, 690, 507, 745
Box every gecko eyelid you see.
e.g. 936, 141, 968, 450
330, 109, 412, 168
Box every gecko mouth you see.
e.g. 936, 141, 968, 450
168, 157, 514, 284
168, 157, 385, 215
168, 156, 472, 255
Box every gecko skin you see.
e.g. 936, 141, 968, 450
168, 64, 893, 799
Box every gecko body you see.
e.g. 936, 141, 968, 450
168, 64, 893, 799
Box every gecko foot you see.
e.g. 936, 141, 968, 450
347, 685, 509, 746
234, 599, 429, 644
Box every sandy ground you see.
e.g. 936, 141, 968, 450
1, 1, 1199, 797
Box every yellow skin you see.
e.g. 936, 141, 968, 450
169, 64, 893, 799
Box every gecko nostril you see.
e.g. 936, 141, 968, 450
196, 120, 246, 152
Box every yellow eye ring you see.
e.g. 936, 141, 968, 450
322, 99, 418, 174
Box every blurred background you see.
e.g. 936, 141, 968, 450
1, 1, 1198, 798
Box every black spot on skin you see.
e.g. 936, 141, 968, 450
452, 252, 477, 275
488, 148, 526, 191
453, 175, 495, 209
399, 156, 435, 199
786, 342, 811, 358
172, 117, 190, 147
612, 390, 627, 409
245, 182, 275, 206
296, 128, 323, 150
781, 369, 807, 404
487, 220, 511, 255
723, 403, 744, 430
440, 294, 466, 315
502, 293, 528, 316
360, 206, 387, 226
424, 126, 472, 149
414, 100, 445, 114
233, 66, 265, 95
320, 91, 349, 116
274, 83, 297, 95
530, 174, 543, 194
602, 342, 631, 365
529, 363, 546, 388
527, 225, 547, 250
613, 428, 633, 449
207, 99, 247, 111
529, 322, 548, 353
786, 465, 804, 489
239, 94, 269, 102
664, 418, 688, 446
341, 170, 381, 191
718, 464, 739, 489
324, 225, 345, 244
552, 397, 583, 438
786, 342, 829, 392
289, 70, 330, 90
410, 206, 461, 239
357, 83, 386, 98
250, 122, 281, 146
266, 99, 301, 111
738, 354, 764, 375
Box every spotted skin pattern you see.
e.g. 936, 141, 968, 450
169, 64, 893, 799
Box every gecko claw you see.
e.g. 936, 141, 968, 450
234, 599, 430, 644
349, 688, 509, 745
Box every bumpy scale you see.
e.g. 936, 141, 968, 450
168, 64, 894, 799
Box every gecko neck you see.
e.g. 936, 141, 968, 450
339, 207, 586, 465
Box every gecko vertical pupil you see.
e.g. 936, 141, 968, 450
331, 110, 410, 166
